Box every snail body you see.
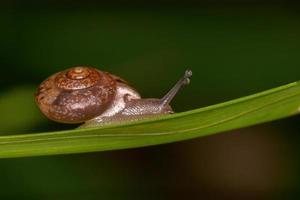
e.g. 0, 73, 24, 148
35, 66, 192, 127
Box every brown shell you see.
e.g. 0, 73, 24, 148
35, 66, 117, 124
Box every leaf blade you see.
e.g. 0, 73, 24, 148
0, 81, 299, 158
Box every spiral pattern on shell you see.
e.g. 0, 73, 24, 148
35, 66, 117, 124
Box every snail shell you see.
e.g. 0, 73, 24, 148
35, 66, 116, 123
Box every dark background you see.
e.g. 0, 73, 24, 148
1, 0, 300, 199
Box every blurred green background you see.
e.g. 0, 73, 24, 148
1, 0, 300, 199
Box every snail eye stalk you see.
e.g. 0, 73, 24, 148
160, 70, 192, 108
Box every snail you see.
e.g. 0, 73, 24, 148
35, 66, 192, 127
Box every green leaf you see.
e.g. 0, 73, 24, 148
0, 81, 300, 159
